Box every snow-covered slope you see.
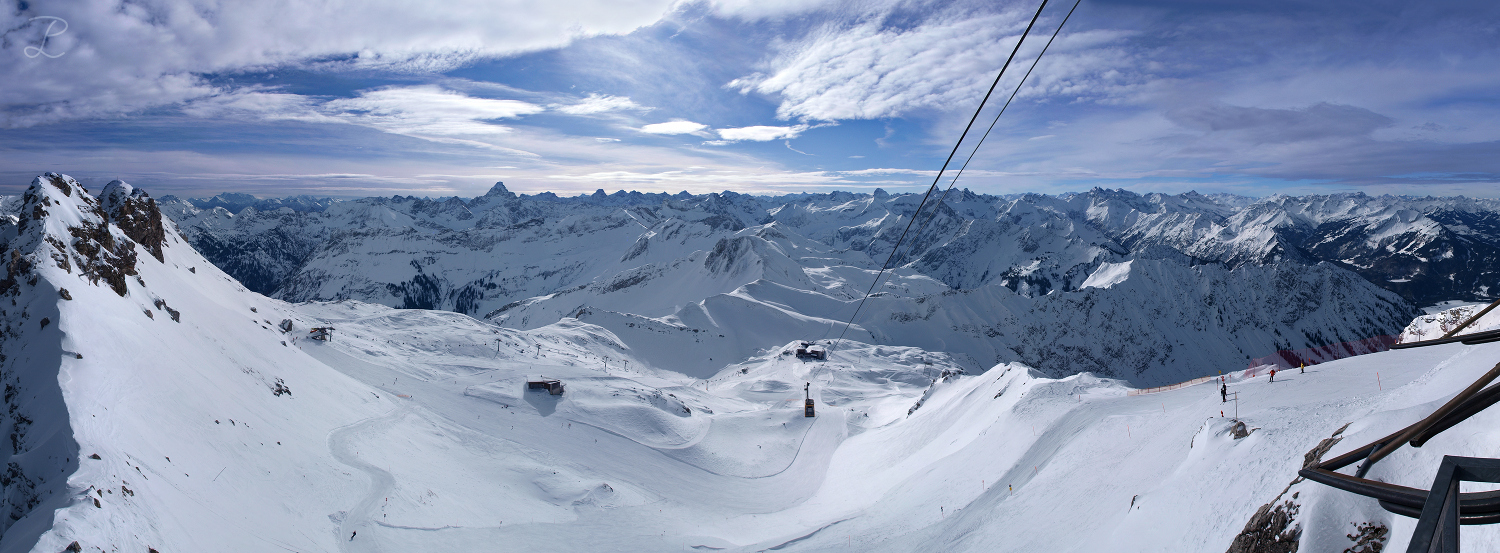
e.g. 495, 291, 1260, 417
0, 174, 392, 551
3, 174, 1499, 552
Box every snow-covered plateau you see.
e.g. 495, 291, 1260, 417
1, 173, 1499, 552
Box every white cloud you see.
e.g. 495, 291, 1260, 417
728, 9, 1136, 121
640, 120, 710, 134
323, 86, 544, 136
555, 94, 652, 115
0, 0, 678, 126
180, 86, 547, 154
717, 124, 808, 141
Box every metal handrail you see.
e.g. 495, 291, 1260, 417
1299, 359, 1500, 527
1297, 300, 1500, 552
1359, 362, 1500, 474
1404, 457, 1500, 552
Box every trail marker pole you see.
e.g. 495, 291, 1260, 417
1127, 424, 1131, 438
1377, 371, 1382, 390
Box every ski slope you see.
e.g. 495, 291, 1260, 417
4, 174, 1500, 552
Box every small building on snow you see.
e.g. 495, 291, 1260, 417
526, 377, 564, 395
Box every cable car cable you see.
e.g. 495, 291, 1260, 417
822, 0, 1056, 358
901, 0, 1083, 260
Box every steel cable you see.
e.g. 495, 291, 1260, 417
828, 0, 1054, 359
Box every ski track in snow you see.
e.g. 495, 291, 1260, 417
328, 408, 404, 552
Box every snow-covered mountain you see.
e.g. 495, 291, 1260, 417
4, 173, 1499, 552
143, 183, 1500, 385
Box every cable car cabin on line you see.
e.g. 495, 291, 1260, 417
527, 377, 565, 395
804, 382, 815, 417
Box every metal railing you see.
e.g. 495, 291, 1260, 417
1300, 298, 1500, 551
1405, 456, 1500, 553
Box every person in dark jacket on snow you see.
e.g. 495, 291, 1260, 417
1220, 382, 1227, 402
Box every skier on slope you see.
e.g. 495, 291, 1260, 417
1269, 368, 1276, 383
1220, 381, 1227, 403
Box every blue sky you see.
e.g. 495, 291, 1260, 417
2, 0, 1498, 199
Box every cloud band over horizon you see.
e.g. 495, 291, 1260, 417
1, 0, 1498, 199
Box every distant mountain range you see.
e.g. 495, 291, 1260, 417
6, 179, 1492, 384
71, 182, 1466, 385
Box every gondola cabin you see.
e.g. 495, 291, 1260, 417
527, 377, 565, 395
803, 382, 815, 417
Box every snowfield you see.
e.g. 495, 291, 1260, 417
2, 174, 1499, 552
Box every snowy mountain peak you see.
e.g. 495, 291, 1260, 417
96, 180, 139, 210
482, 181, 516, 199
10, 173, 140, 297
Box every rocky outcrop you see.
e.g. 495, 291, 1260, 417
100, 180, 167, 263
1226, 424, 1350, 553
20, 174, 139, 297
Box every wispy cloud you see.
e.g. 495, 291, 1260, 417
323, 86, 544, 136
0, 0, 680, 126
182, 86, 548, 154
727, 7, 1135, 121
5, 0, 1500, 199
554, 94, 653, 115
